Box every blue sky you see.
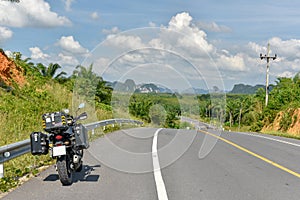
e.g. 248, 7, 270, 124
1, 0, 300, 90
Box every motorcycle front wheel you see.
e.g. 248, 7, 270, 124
57, 155, 73, 186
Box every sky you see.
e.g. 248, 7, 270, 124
1, 0, 300, 91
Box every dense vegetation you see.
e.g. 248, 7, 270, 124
128, 93, 182, 128
198, 73, 300, 133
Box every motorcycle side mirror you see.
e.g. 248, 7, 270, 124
78, 103, 85, 109
75, 103, 85, 117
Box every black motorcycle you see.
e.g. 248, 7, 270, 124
30, 103, 89, 185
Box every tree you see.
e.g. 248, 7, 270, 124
11, 52, 38, 77
36, 63, 67, 79
73, 64, 112, 105
73, 64, 100, 102
95, 77, 112, 105
226, 99, 236, 127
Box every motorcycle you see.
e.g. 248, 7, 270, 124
30, 103, 89, 185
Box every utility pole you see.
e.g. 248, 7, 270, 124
260, 43, 277, 106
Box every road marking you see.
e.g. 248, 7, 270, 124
236, 132, 300, 147
152, 128, 169, 200
199, 130, 300, 179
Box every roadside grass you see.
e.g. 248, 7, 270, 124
260, 130, 300, 140
224, 126, 251, 133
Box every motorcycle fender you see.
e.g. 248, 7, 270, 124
52, 146, 66, 157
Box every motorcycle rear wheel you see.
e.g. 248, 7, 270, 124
57, 155, 73, 185
75, 150, 83, 172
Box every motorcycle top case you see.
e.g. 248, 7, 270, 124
30, 132, 49, 155
42, 111, 69, 132
74, 124, 89, 149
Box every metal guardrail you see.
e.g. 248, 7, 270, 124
0, 118, 143, 178
85, 118, 143, 131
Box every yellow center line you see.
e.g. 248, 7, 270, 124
199, 130, 300, 179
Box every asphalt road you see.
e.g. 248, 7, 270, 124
2, 125, 300, 200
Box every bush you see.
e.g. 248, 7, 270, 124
279, 110, 293, 131
250, 121, 263, 132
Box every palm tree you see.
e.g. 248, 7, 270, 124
11, 52, 37, 76
73, 64, 112, 105
36, 63, 67, 79
95, 78, 112, 105
226, 99, 236, 127
73, 65, 99, 100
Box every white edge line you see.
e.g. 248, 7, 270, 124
237, 132, 300, 147
152, 128, 169, 200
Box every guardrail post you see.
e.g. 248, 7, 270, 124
92, 129, 95, 135
0, 163, 4, 178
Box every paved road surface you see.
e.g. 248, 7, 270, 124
2, 126, 300, 200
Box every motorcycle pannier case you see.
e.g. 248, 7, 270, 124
74, 124, 89, 149
42, 112, 69, 132
30, 132, 49, 155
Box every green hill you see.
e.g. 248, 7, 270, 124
229, 84, 265, 94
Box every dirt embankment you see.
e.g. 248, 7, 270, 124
263, 108, 300, 136
0, 50, 26, 87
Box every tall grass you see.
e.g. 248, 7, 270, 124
0, 81, 72, 192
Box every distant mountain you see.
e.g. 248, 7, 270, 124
181, 87, 209, 94
135, 83, 173, 94
108, 79, 173, 94
108, 79, 137, 92
108, 80, 265, 95
229, 84, 265, 94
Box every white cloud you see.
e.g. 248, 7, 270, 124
238, 37, 300, 85
105, 34, 144, 50
121, 53, 145, 64
58, 53, 79, 66
248, 42, 266, 54
64, 0, 74, 11
0, 0, 71, 27
278, 71, 295, 78
149, 22, 156, 27
218, 53, 246, 72
94, 12, 220, 89
63, 12, 300, 89
0, 26, 12, 41
93, 57, 113, 75
57, 36, 88, 54
168, 12, 193, 30
102, 27, 120, 35
196, 21, 231, 32
248, 37, 300, 60
91, 12, 99, 20
29, 47, 49, 60
166, 12, 214, 54
149, 38, 165, 49
103, 12, 214, 57
269, 37, 300, 58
